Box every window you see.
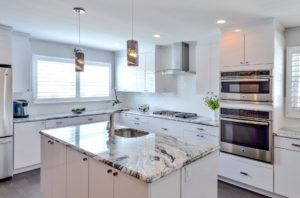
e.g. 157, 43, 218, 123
287, 47, 300, 118
33, 55, 111, 103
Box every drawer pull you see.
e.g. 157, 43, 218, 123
196, 134, 205, 138
292, 143, 300, 148
56, 121, 63, 125
107, 169, 113, 174
83, 157, 88, 161
197, 128, 204, 131
88, 118, 94, 121
48, 140, 54, 145
161, 128, 168, 131
240, 171, 249, 176
134, 117, 140, 120
113, 172, 118, 176
134, 122, 140, 125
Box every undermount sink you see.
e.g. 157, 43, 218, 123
115, 128, 149, 138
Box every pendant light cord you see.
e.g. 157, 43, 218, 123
131, 0, 134, 40
78, 12, 81, 46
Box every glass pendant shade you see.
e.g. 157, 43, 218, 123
75, 49, 84, 72
127, 40, 139, 66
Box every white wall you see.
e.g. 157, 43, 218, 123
13, 35, 116, 115
118, 74, 214, 118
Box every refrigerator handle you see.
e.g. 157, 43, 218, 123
0, 139, 12, 144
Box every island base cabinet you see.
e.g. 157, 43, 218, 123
40, 136, 66, 198
66, 148, 89, 198
181, 151, 218, 198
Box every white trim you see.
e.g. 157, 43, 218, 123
286, 47, 300, 118
32, 54, 113, 104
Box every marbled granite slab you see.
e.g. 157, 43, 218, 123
125, 110, 219, 127
274, 128, 300, 140
13, 109, 114, 123
40, 122, 219, 183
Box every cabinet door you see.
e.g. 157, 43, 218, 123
136, 53, 146, 92
275, 148, 300, 198
66, 148, 89, 198
14, 121, 45, 170
152, 119, 183, 139
0, 28, 12, 65
145, 52, 155, 93
89, 159, 114, 198
183, 131, 219, 145
114, 171, 148, 198
244, 23, 273, 65
220, 30, 244, 67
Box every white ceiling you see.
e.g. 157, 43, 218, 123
1, 0, 300, 51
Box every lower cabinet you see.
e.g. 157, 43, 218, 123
14, 121, 45, 172
274, 136, 300, 198
41, 136, 67, 198
66, 148, 89, 198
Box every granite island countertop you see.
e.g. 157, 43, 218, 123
40, 121, 219, 183
274, 128, 300, 140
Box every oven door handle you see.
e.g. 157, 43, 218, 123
221, 117, 270, 126
221, 78, 270, 82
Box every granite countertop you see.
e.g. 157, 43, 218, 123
274, 128, 300, 140
13, 109, 115, 123
40, 122, 219, 183
125, 110, 219, 127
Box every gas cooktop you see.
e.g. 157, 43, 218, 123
152, 110, 197, 119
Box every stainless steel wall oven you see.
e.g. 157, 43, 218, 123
220, 70, 272, 102
220, 108, 272, 163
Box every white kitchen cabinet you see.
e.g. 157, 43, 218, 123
45, 118, 74, 129
152, 118, 183, 138
66, 148, 89, 198
274, 136, 300, 198
41, 136, 66, 198
220, 30, 244, 67
0, 26, 12, 65
116, 113, 149, 131
12, 32, 31, 93
182, 123, 219, 145
220, 20, 274, 67
196, 42, 220, 95
219, 152, 273, 192
14, 121, 45, 171
145, 52, 155, 92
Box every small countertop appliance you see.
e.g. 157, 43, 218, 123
13, 100, 29, 118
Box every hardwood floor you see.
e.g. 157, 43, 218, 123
0, 169, 269, 198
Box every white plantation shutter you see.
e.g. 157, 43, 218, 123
80, 64, 110, 98
33, 55, 111, 103
287, 47, 300, 117
36, 59, 76, 99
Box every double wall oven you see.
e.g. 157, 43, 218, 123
220, 108, 272, 163
220, 70, 272, 102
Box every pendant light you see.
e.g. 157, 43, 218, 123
73, 7, 86, 72
127, 0, 139, 66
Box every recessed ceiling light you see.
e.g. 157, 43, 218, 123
217, 19, 227, 24
153, 34, 161, 38
234, 29, 241, 32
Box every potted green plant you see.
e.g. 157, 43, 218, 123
112, 89, 122, 109
203, 94, 220, 121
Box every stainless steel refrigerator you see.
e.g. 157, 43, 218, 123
0, 64, 13, 180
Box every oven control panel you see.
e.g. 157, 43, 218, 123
221, 70, 271, 78
221, 108, 271, 120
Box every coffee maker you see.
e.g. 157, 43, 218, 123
13, 100, 29, 118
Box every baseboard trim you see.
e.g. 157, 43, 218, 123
14, 164, 40, 175
218, 176, 286, 198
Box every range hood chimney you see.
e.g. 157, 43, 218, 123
160, 42, 195, 75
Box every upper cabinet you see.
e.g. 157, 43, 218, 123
221, 21, 274, 67
0, 25, 12, 65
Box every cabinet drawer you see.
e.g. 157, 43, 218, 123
71, 115, 108, 125
183, 131, 219, 145
46, 118, 73, 129
152, 118, 182, 138
182, 123, 219, 137
275, 136, 300, 152
219, 152, 273, 192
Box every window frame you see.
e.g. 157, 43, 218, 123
286, 46, 300, 118
32, 55, 112, 104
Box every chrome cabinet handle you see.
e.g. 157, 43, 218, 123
48, 140, 54, 144
292, 143, 300, 148
240, 171, 249, 176
134, 117, 140, 120
134, 122, 140, 125
56, 121, 63, 125
107, 169, 113, 174
196, 134, 205, 138
161, 128, 168, 131
83, 157, 88, 161
113, 172, 118, 176
88, 118, 93, 121
197, 128, 204, 131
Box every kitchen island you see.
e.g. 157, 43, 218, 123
40, 121, 219, 198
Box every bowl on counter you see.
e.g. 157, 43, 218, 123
138, 104, 150, 113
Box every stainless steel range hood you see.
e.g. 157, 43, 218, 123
159, 42, 195, 75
